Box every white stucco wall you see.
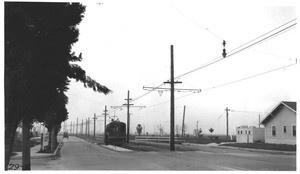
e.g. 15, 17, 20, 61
252, 127, 265, 142
236, 126, 264, 143
264, 106, 296, 145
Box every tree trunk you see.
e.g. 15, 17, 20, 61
47, 127, 52, 148
51, 126, 56, 150
54, 125, 58, 146
22, 119, 31, 170
5, 123, 18, 170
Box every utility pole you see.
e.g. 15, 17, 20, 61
258, 114, 261, 128
170, 45, 175, 151
76, 118, 78, 136
103, 106, 108, 143
81, 119, 83, 135
125, 90, 133, 143
123, 91, 146, 143
143, 45, 201, 151
85, 118, 87, 135
163, 45, 181, 151
196, 120, 199, 137
182, 105, 186, 137
70, 122, 72, 134
225, 107, 230, 141
88, 117, 90, 137
93, 113, 97, 139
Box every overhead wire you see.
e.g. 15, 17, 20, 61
140, 60, 297, 110
211, 111, 225, 128
170, 3, 224, 41
202, 60, 297, 92
227, 18, 297, 55
130, 18, 297, 104
75, 18, 297, 116
226, 22, 297, 58
175, 19, 297, 80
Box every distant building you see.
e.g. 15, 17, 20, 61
236, 125, 265, 143
261, 101, 296, 145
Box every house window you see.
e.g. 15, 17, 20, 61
293, 125, 296, 136
272, 126, 276, 136
283, 126, 287, 133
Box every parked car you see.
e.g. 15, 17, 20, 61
63, 132, 69, 138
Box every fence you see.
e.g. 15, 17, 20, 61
135, 136, 185, 144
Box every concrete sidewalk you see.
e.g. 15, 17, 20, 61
11, 137, 64, 160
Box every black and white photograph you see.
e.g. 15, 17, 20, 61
3, 0, 298, 171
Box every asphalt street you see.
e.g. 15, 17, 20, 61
10, 136, 296, 170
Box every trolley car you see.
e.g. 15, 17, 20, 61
105, 120, 126, 145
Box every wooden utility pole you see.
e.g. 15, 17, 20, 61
125, 90, 133, 143
170, 45, 175, 151
196, 120, 199, 136
258, 114, 261, 128
123, 91, 145, 143
70, 122, 72, 134
88, 117, 90, 137
81, 119, 83, 135
225, 107, 230, 140
163, 45, 180, 151
142, 46, 200, 151
103, 105, 108, 143
182, 105, 186, 137
93, 114, 97, 139
76, 118, 78, 136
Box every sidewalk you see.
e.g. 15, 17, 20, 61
11, 137, 64, 160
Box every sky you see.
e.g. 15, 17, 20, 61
63, 0, 299, 136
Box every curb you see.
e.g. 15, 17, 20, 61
52, 142, 64, 157
100, 145, 132, 152
11, 142, 64, 160
182, 143, 296, 155
74, 136, 133, 152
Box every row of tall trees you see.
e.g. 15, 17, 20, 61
5, 2, 111, 170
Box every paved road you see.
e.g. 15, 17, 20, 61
30, 136, 296, 170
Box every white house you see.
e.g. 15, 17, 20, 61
236, 126, 265, 143
260, 101, 296, 145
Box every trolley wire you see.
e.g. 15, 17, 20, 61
130, 19, 297, 103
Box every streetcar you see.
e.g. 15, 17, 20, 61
105, 120, 126, 145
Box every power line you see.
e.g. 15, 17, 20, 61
170, 4, 224, 41
124, 19, 297, 106
202, 60, 297, 92
131, 83, 165, 102
227, 18, 296, 55
226, 22, 297, 58
175, 19, 297, 79
140, 60, 297, 110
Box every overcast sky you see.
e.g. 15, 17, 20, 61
64, 0, 299, 135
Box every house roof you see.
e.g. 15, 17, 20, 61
260, 101, 296, 125
282, 101, 296, 111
